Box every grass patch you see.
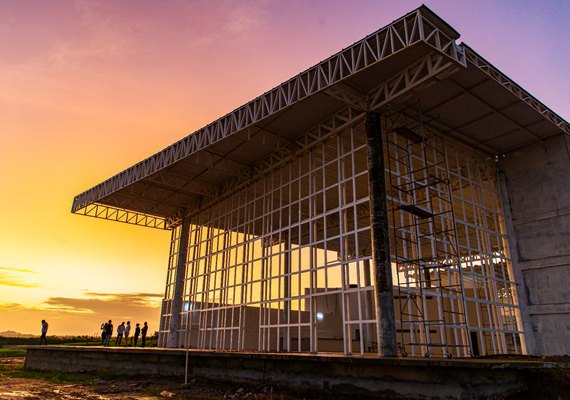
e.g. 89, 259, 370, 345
0, 347, 26, 357
0, 361, 105, 384
0, 360, 23, 378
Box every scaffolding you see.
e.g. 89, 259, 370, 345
386, 115, 471, 358
383, 108, 523, 357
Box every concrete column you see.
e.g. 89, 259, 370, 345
365, 112, 397, 357
497, 170, 535, 355
167, 216, 191, 348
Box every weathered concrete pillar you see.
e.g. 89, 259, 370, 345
365, 112, 397, 357
167, 216, 191, 348
497, 170, 534, 355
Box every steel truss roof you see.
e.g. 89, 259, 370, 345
72, 5, 570, 229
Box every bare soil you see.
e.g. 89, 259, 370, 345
0, 358, 289, 400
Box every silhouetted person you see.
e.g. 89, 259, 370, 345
124, 321, 131, 346
104, 320, 113, 346
134, 323, 141, 346
141, 322, 148, 347
39, 319, 48, 345
116, 321, 125, 346
100, 322, 107, 345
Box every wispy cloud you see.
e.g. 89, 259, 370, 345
0, 303, 24, 311
0, 267, 39, 288
43, 292, 162, 318
85, 292, 163, 298
0, 267, 36, 273
222, 0, 270, 38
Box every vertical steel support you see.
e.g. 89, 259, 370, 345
283, 239, 291, 352
167, 216, 191, 348
365, 112, 397, 357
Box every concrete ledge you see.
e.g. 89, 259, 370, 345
24, 347, 570, 399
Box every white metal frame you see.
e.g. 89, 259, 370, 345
159, 104, 524, 358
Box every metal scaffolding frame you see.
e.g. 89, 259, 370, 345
384, 110, 523, 357
158, 104, 524, 358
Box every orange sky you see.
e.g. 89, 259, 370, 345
1, 0, 568, 336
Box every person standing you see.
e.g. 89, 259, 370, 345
101, 322, 107, 346
141, 322, 148, 347
124, 321, 131, 346
39, 320, 48, 345
104, 320, 113, 346
116, 322, 125, 346
134, 323, 141, 346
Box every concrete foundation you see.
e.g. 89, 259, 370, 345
24, 347, 569, 399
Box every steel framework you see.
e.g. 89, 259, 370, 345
72, 6, 465, 219
463, 46, 570, 137
158, 103, 524, 357
384, 111, 524, 357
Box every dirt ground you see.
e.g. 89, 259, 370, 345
0, 358, 287, 400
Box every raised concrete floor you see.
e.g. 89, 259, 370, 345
24, 346, 570, 399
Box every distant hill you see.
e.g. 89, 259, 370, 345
0, 330, 35, 338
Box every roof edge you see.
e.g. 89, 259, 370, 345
462, 44, 570, 139
416, 4, 460, 40
71, 5, 466, 215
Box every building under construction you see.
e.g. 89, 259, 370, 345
72, 6, 569, 358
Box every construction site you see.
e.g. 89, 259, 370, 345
26, 5, 570, 399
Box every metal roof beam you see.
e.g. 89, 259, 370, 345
448, 77, 543, 142
144, 175, 215, 198
463, 45, 570, 136
106, 191, 191, 213
72, 5, 465, 215
191, 52, 460, 218
74, 203, 168, 229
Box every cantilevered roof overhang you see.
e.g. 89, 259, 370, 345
71, 5, 570, 230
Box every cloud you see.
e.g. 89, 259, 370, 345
42, 292, 162, 319
0, 278, 39, 288
0, 292, 163, 335
0, 267, 39, 288
85, 292, 163, 298
0, 267, 36, 273
0, 303, 24, 311
222, 0, 269, 38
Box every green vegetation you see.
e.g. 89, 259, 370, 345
0, 347, 26, 357
0, 335, 99, 347
0, 360, 101, 384
0, 333, 159, 348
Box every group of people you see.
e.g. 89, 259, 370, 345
101, 320, 149, 347
37, 318, 150, 347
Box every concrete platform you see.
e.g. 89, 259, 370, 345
24, 347, 570, 399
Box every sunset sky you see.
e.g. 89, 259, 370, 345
1, 0, 568, 336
